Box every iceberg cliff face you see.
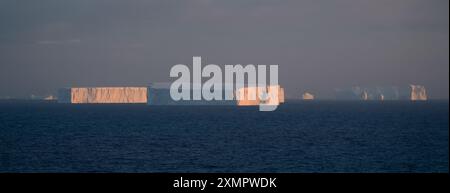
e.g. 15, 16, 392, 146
58, 87, 147, 103
236, 87, 262, 106
410, 85, 427, 101
335, 85, 428, 101
236, 85, 285, 106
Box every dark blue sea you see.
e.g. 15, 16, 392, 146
0, 101, 448, 173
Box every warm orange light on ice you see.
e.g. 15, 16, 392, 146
69, 87, 148, 103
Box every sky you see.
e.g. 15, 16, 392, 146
0, 0, 448, 99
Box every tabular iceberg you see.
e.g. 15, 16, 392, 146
236, 85, 285, 106
58, 87, 148, 103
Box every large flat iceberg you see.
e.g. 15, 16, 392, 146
58, 87, 148, 103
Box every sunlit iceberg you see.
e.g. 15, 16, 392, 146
57, 87, 148, 103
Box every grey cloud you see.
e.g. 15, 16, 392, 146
0, 0, 448, 99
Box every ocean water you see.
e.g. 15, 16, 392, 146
0, 101, 448, 173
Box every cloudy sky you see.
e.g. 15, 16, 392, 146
0, 0, 448, 99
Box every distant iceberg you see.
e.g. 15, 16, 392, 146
302, 92, 315, 100
58, 87, 148, 103
334, 85, 428, 101
409, 85, 427, 101
235, 85, 285, 106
